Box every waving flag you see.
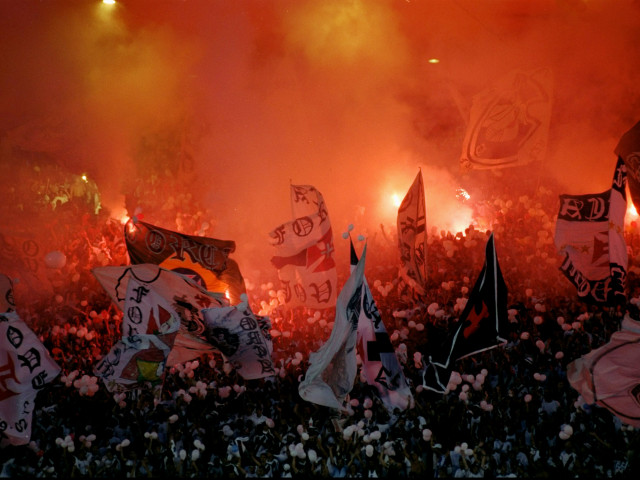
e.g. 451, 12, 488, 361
0, 311, 61, 446
568, 313, 640, 427
299, 243, 366, 411
397, 170, 427, 302
94, 332, 176, 394
92, 264, 228, 366
554, 157, 628, 305
460, 67, 553, 170
269, 185, 337, 310
124, 218, 246, 305
424, 233, 508, 392
202, 298, 275, 380
351, 239, 413, 411
615, 119, 640, 213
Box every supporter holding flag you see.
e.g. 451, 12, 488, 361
614, 119, 640, 213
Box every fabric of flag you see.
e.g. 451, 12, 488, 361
124, 218, 247, 305
0, 274, 15, 314
567, 313, 640, 428
615, 119, 640, 213
202, 299, 275, 380
298, 243, 366, 411
0, 311, 61, 446
94, 332, 176, 394
269, 185, 337, 310
460, 67, 553, 170
396, 170, 427, 301
554, 157, 628, 305
426, 233, 508, 391
351, 239, 414, 411
92, 264, 228, 366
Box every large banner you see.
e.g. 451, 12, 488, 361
125, 219, 246, 305
299, 244, 366, 411
460, 67, 553, 170
0, 311, 61, 446
554, 157, 628, 305
397, 170, 427, 301
269, 185, 337, 310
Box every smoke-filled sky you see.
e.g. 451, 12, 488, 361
2, 0, 640, 271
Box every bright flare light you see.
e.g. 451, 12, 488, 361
628, 203, 638, 219
102, 0, 116, 5
392, 193, 402, 208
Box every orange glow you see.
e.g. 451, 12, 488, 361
392, 193, 402, 208
628, 203, 638, 219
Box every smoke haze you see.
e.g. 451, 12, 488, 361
2, 0, 640, 273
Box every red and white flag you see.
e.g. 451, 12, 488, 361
0, 311, 61, 446
554, 157, 628, 305
269, 185, 337, 310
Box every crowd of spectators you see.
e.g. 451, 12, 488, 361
2, 168, 640, 478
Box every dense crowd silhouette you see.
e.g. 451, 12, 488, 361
2, 169, 640, 478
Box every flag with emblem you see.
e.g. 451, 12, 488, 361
269, 185, 337, 310
92, 264, 228, 366
298, 243, 366, 412
0, 274, 15, 314
124, 218, 247, 305
0, 311, 61, 446
202, 298, 275, 380
554, 157, 628, 305
94, 331, 176, 395
351, 238, 414, 411
460, 67, 553, 171
615, 119, 640, 214
425, 232, 508, 392
396, 170, 427, 302
568, 313, 640, 428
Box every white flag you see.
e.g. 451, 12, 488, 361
0, 311, 61, 446
202, 299, 275, 380
298, 243, 367, 411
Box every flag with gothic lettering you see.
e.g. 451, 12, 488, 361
299, 243, 366, 411
92, 264, 228, 366
269, 185, 337, 310
426, 232, 508, 392
568, 313, 640, 428
460, 67, 553, 170
124, 219, 247, 305
0, 311, 61, 446
94, 331, 176, 394
202, 299, 275, 380
0, 274, 15, 314
554, 157, 628, 305
351, 239, 413, 411
397, 170, 427, 302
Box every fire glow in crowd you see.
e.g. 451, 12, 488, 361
2, 120, 640, 479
